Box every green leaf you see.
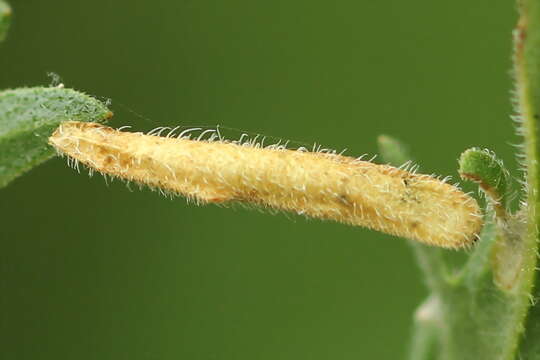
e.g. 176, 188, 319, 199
0, 87, 112, 188
458, 148, 511, 218
0, 0, 11, 43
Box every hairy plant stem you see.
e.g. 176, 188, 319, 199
514, 0, 540, 356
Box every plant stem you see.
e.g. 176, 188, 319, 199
513, 0, 540, 355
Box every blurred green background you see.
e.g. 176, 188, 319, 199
0, 1, 516, 359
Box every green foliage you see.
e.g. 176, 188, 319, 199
458, 148, 511, 218
0, 0, 11, 42
0, 87, 112, 188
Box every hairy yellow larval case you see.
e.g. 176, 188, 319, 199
49, 121, 483, 249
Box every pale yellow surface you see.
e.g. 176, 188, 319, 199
49, 121, 484, 249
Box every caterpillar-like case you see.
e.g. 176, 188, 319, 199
49, 121, 483, 249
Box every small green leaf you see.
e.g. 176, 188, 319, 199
459, 148, 511, 218
0, 0, 11, 43
0, 87, 112, 188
